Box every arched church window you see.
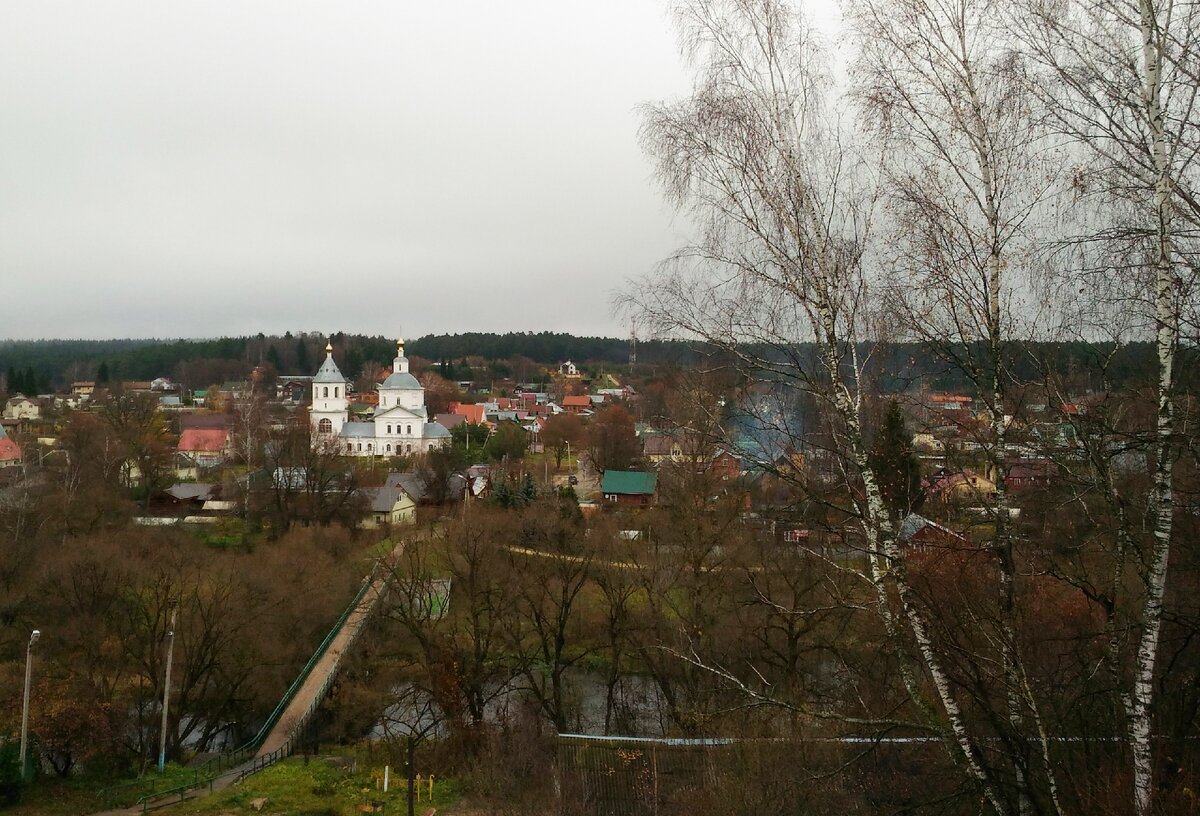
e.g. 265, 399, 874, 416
387, 425, 392, 434
357, 443, 362, 451
334, 387, 339, 397
406, 444, 412, 453
323, 387, 329, 398
406, 425, 412, 435
318, 418, 332, 434
387, 444, 392, 452
367, 444, 372, 452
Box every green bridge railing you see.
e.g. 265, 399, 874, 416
99, 560, 385, 810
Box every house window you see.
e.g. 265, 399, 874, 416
318, 418, 332, 434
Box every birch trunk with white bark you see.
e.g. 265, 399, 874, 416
1128, 5, 1177, 812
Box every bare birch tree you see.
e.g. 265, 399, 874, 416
1014, 1, 1200, 811
848, 1, 1059, 810
624, 0, 1009, 810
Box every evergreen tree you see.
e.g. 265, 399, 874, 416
520, 471, 538, 504
96, 361, 111, 385
868, 400, 924, 521
491, 477, 515, 509
345, 348, 364, 380
266, 344, 282, 371
296, 337, 310, 372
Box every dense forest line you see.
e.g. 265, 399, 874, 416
0, 332, 1167, 396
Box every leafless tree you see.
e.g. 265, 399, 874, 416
380, 512, 518, 743
504, 504, 597, 731
1013, 1, 1200, 811
848, 0, 1060, 809
624, 0, 1010, 808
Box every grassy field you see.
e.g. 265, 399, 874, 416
2, 762, 211, 815
165, 757, 464, 816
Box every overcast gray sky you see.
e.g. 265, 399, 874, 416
1, 1, 842, 341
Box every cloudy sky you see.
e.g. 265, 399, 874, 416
1, 1, 842, 341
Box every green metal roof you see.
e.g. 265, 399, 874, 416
601, 470, 657, 495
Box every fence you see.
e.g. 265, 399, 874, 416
557, 733, 993, 816
557, 734, 742, 816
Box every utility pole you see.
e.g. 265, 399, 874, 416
158, 604, 178, 771
406, 735, 416, 816
19, 629, 40, 781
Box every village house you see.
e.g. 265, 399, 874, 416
447, 402, 489, 427
160, 482, 221, 511
601, 470, 657, 506
561, 395, 592, 415
897, 513, 969, 553
434, 413, 467, 432
1002, 458, 1058, 493
3, 396, 40, 420
177, 427, 233, 468
385, 471, 468, 505
927, 393, 975, 413
276, 376, 314, 403
924, 469, 997, 503
0, 426, 21, 469
358, 485, 417, 529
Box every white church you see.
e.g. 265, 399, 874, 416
310, 338, 451, 457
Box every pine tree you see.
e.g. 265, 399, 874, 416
491, 478, 514, 509
520, 472, 538, 504
867, 400, 923, 521
296, 338, 310, 372
96, 361, 111, 385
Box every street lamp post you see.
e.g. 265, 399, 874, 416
158, 605, 178, 771
19, 629, 40, 781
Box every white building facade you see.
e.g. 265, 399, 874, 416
310, 339, 451, 456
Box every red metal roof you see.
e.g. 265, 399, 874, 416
0, 438, 21, 462
178, 428, 229, 453
449, 403, 486, 424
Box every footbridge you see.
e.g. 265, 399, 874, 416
96, 536, 407, 813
